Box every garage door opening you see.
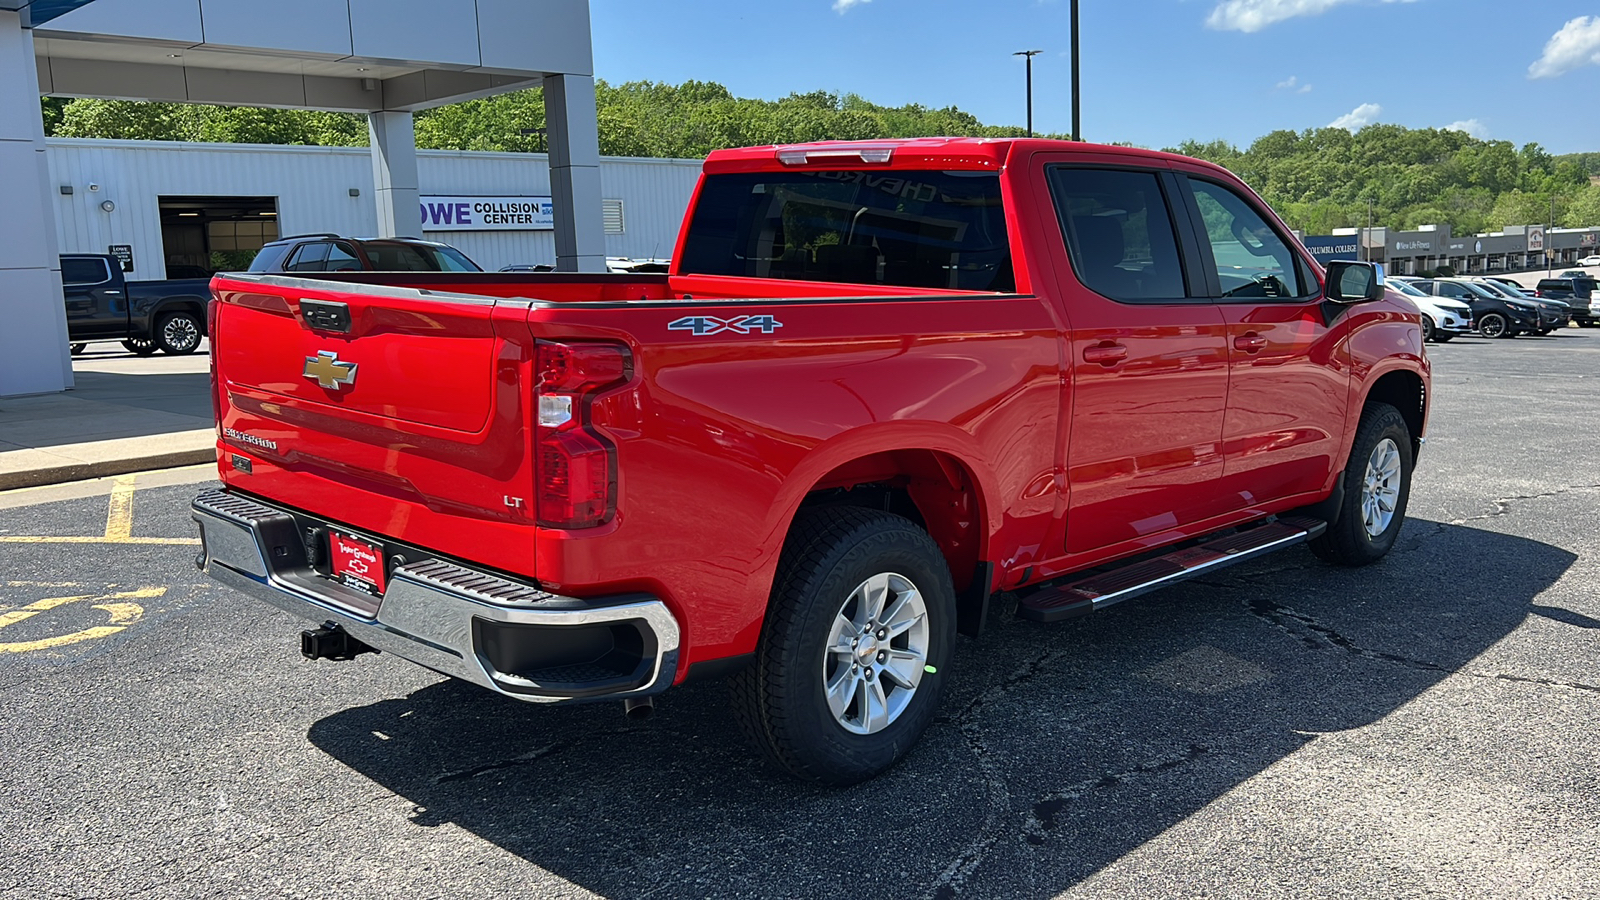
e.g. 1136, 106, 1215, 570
158, 196, 279, 278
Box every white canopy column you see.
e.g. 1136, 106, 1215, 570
0, 9, 71, 396
368, 111, 422, 239
544, 74, 607, 273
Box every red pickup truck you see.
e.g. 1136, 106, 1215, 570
193, 138, 1428, 784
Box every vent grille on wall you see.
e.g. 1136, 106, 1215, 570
602, 199, 625, 235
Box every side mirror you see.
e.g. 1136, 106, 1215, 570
1324, 261, 1387, 304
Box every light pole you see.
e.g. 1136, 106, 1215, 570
1548, 194, 1556, 278
1013, 50, 1042, 138
1070, 0, 1080, 141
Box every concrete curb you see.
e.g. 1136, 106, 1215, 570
0, 448, 217, 492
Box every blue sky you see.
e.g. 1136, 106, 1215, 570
591, 0, 1600, 154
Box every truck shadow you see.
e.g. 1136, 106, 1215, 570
307, 519, 1574, 899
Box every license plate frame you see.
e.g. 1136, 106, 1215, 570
329, 530, 387, 597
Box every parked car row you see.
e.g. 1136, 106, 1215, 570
1388, 274, 1599, 340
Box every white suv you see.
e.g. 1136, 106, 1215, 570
1387, 276, 1472, 342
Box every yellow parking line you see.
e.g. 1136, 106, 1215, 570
0, 587, 159, 653
105, 474, 137, 540
0, 536, 201, 545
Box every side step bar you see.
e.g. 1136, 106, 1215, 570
1016, 516, 1327, 623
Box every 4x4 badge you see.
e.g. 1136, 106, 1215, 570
668, 314, 783, 336
304, 351, 358, 390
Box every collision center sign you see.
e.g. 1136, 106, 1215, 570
420, 196, 553, 231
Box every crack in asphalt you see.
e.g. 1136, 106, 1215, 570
1022, 744, 1211, 846
1244, 597, 1447, 672
1449, 483, 1600, 525
926, 645, 1067, 900
434, 743, 560, 783
1470, 672, 1600, 695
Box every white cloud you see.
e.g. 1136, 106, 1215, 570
1444, 118, 1487, 139
1276, 75, 1299, 89
1528, 16, 1600, 79
1274, 75, 1314, 93
1299, 83, 1313, 93
1329, 102, 1382, 130
1207, 0, 1416, 33
833, 0, 870, 12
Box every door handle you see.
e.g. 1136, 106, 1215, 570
1234, 333, 1267, 354
1082, 343, 1128, 366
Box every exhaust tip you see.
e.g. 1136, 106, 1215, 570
623, 697, 655, 720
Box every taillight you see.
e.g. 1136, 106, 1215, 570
535, 340, 630, 528
207, 296, 223, 439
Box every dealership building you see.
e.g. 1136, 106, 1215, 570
3, 0, 611, 397
46, 138, 702, 277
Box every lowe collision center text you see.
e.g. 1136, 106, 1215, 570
420, 195, 554, 231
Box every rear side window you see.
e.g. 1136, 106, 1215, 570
62, 257, 112, 285
326, 242, 361, 271
248, 244, 291, 273
286, 242, 331, 272
678, 170, 1014, 291
1185, 180, 1309, 300
1048, 167, 1187, 303
361, 242, 436, 271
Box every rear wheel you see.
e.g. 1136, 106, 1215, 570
731, 507, 955, 785
1420, 316, 1435, 343
122, 338, 158, 357
156, 311, 203, 355
1311, 402, 1413, 567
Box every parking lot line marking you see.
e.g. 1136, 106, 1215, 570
0, 587, 159, 653
105, 475, 136, 540
0, 536, 201, 545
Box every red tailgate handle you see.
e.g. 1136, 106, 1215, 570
1234, 333, 1267, 354
1082, 342, 1128, 366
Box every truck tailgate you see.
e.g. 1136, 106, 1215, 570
209, 274, 539, 576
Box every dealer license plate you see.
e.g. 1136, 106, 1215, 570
329, 530, 386, 597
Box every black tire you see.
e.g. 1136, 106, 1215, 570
122, 338, 158, 357
1420, 316, 1435, 343
155, 311, 203, 355
730, 507, 956, 785
69, 343, 87, 355
1432, 333, 1455, 343
1310, 402, 1413, 567
1477, 313, 1507, 338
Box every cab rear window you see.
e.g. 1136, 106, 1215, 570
678, 170, 1014, 291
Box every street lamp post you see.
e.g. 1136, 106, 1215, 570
1548, 194, 1556, 278
1013, 49, 1042, 138
1070, 0, 1080, 141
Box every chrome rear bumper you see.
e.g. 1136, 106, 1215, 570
191, 489, 680, 703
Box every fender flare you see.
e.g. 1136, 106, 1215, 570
743, 421, 1002, 601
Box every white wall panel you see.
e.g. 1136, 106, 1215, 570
347, 0, 479, 68
42, 0, 204, 44
47, 139, 704, 277
197, 0, 352, 57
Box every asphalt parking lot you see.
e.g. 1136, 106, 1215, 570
3, 328, 1599, 899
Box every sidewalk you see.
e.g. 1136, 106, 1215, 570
0, 347, 216, 491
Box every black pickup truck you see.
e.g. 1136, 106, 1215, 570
62, 255, 211, 356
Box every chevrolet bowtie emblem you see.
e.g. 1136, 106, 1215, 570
304, 351, 358, 390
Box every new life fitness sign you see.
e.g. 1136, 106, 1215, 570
420, 196, 554, 230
